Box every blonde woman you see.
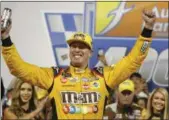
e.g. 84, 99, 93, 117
143, 88, 168, 120
3, 79, 48, 120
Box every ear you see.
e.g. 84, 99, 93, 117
89, 50, 93, 57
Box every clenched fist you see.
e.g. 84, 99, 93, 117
142, 9, 156, 30
1, 18, 12, 40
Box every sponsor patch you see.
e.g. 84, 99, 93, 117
82, 77, 90, 82
63, 104, 70, 114
92, 105, 98, 113
89, 77, 99, 82
91, 81, 100, 89
75, 106, 81, 114
82, 83, 90, 90
69, 105, 76, 114
93, 67, 104, 76
62, 105, 99, 114
60, 77, 68, 83
61, 91, 100, 104
62, 85, 75, 87
62, 72, 72, 78
140, 41, 149, 53
69, 77, 79, 83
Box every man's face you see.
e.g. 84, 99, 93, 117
69, 42, 92, 68
130, 76, 141, 90
137, 98, 146, 109
118, 90, 134, 106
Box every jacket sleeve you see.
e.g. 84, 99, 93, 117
104, 34, 152, 89
2, 44, 54, 90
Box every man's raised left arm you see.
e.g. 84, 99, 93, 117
104, 9, 156, 88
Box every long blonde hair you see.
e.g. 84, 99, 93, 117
145, 88, 168, 119
9, 79, 37, 117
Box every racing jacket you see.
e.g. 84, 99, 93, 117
2, 28, 152, 119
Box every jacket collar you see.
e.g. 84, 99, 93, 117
69, 65, 91, 75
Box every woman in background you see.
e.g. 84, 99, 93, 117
143, 88, 168, 120
3, 79, 47, 120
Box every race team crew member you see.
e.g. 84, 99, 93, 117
1, 9, 156, 119
104, 79, 146, 119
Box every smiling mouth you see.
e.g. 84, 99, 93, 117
23, 96, 30, 100
73, 54, 83, 59
155, 104, 163, 108
75, 55, 81, 58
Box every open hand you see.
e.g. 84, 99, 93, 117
37, 96, 49, 111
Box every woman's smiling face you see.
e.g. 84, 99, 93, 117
20, 82, 33, 103
152, 91, 165, 112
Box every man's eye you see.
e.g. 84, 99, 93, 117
20, 88, 25, 91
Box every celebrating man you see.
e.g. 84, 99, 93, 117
1, 9, 155, 119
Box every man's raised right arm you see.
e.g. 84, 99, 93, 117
1, 20, 54, 90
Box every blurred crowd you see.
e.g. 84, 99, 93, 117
99, 51, 169, 120
1, 52, 168, 120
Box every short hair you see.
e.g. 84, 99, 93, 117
130, 72, 142, 79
